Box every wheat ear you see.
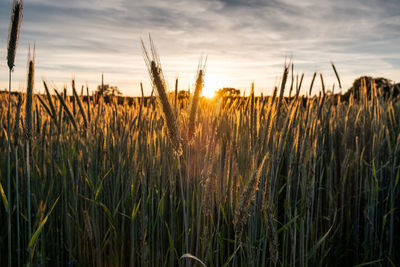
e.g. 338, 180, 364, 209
188, 58, 206, 141
142, 38, 182, 155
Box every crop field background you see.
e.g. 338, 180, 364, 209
1, 51, 400, 266
1, 1, 400, 266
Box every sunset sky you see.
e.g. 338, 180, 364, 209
0, 0, 399, 96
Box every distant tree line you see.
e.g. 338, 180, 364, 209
95, 73, 122, 97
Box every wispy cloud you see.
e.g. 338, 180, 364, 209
0, 0, 399, 96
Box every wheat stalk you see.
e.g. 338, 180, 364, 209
331, 61, 342, 90
12, 93, 22, 267
13, 93, 22, 145
174, 78, 178, 113
142, 37, 182, 155
7, 0, 23, 71
250, 82, 256, 149
142, 37, 192, 256
275, 63, 289, 124
309, 72, 317, 96
6, 2, 23, 265
320, 73, 326, 96
25, 45, 34, 267
37, 94, 53, 118
188, 58, 206, 141
233, 154, 268, 240
25, 46, 34, 140
72, 79, 88, 128
42, 81, 59, 128
55, 89, 78, 131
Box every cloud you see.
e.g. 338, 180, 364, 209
0, 0, 399, 96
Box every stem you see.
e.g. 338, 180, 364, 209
177, 157, 189, 254
15, 148, 20, 267
7, 70, 12, 267
27, 141, 32, 266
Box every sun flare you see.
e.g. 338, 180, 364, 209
202, 75, 224, 98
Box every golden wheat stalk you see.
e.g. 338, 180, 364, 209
250, 82, 256, 148
188, 57, 206, 141
142, 38, 182, 155
174, 78, 178, 113
275, 63, 289, 125
233, 154, 268, 240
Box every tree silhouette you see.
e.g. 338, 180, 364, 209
215, 87, 241, 98
95, 73, 122, 96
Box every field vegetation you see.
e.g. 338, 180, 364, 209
1, 43, 400, 266
1, 1, 400, 265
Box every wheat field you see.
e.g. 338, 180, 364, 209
1, 2, 399, 265
1, 48, 400, 266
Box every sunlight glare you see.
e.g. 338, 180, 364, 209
202, 75, 223, 98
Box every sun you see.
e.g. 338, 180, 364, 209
202, 75, 223, 98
